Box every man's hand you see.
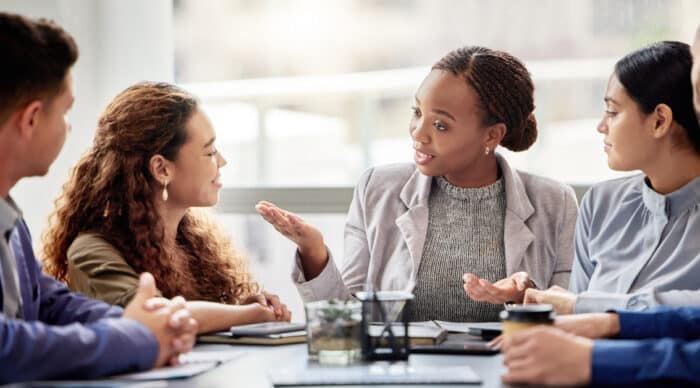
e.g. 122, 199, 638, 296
555, 313, 620, 338
124, 273, 198, 367
501, 326, 593, 386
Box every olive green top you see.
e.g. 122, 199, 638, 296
67, 233, 161, 307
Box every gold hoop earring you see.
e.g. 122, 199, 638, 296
162, 181, 169, 202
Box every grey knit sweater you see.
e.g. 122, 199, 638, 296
408, 176, 507, 322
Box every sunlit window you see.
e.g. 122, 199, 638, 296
173, 0, 700, 318
174, 0, 699, 187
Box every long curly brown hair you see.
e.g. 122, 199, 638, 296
42, 82, 258, 303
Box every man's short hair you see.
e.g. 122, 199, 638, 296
0, 12, 78, 123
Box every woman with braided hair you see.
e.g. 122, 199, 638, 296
43, 82, 291, 334
257, 46, 578, 322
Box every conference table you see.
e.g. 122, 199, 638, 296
167, 339, 508, 387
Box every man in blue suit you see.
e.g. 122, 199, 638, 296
501, 26, 700, 386
0, 12, 198, 383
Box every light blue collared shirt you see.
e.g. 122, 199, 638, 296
571, 173, 700, 313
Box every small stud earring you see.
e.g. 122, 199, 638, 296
162, 181, 169, 202
484, 146, 490, 155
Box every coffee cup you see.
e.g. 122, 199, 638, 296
499, 304, 555, 336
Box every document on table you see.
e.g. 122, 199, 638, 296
25, 351, 245, 387
269, 362, 481, 386
114, 362, 217, 381
113, 351, 245, 381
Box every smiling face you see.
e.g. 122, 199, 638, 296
597, 74, 659, 171
165, 108, 227, 208
410, 69, 497, 186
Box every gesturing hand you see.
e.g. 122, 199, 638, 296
256, 200, 329, 280
463, 271, 534, 304
255, 201, 325, 256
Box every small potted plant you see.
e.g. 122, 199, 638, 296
305, 299, 362, 365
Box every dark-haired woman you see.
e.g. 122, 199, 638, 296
43, 82, 291, 334
525, 41, 700, 315
257, 46, 579, 322
500, 37, 700, 387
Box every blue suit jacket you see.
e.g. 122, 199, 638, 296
593, 307, 700, 385
0, 219, 158, 383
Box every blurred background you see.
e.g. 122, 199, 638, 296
3, 0, 699, 320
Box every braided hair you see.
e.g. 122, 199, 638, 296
433, 46, 537, 151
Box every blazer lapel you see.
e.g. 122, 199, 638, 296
497, 154, 536, 275
395, 169, 431, 289
504, 211, 536, 275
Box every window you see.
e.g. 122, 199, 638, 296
174, 0, 698, 187
174, 0, 699, 318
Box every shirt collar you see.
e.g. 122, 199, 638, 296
0, 196, 21, 239
641, 175, 700, 219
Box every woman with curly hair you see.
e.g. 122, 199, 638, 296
42, 82, 291, 333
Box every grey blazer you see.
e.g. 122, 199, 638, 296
293, 154, 578, 302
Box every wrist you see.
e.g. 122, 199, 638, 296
568, 296, 577, 313
298, 243, 328, 265
606, 313, 620, 337
241, 303, 269, 322
298, 244, 329, 282
579, 337, 594, 384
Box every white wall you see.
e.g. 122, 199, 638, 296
2, 0, 174, 250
